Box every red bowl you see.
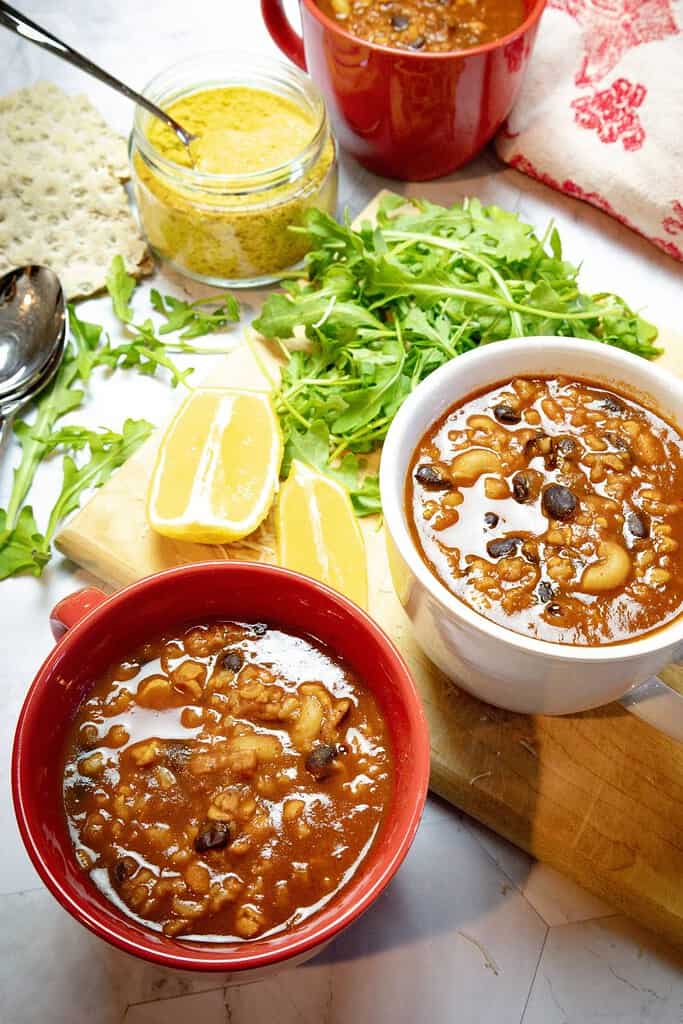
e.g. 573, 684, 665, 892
262, 0, 547, 180
12, 562, 429, 975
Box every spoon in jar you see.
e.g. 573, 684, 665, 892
0, 266, 67, 447
0, 1, 197, 149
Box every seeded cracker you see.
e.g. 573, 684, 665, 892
0, 81, 152, 298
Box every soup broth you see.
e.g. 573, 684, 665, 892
318, 0, 527, 52
407, 376, 683, 645
62, 621, 392, 941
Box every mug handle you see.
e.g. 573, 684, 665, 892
50, 587, 107, 640
261, 0, 307, 69
619, 673, 683, 742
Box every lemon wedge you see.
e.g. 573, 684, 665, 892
147, 388, 282, 543
276, 459, 368, 608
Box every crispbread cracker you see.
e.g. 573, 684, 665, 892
0, 81, 152, 298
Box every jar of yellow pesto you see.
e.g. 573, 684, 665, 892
129, 54, 338, 287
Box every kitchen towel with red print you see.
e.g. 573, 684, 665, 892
495, 0, 683, 261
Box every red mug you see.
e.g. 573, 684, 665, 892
261, 0, 547, 181
12, 562, 429, 974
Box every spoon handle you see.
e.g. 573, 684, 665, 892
0, 2, 196, 147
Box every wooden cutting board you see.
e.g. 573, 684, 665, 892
57, 198, 683, 950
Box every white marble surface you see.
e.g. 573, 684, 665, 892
2, 2, 683, 1021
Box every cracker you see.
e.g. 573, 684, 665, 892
0, 81, 152, 298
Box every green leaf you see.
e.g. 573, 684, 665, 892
351, 473, 381, 516
106, 255, 136, 324
0, 253, 243, 581
44, 418, 154, 543
99, 319, 194, 388
68, 305, 104, 381
286, 420, 331, 474
0, 507, 50, 580
256, 195, 659, 520
32, 424, 129, 454
5, 358, 83, 531
285, 421, 379, 516
151, 291, 240, 340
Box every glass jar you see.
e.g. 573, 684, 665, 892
129, 53, 338, 288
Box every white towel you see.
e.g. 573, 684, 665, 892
496, 0, 683, 261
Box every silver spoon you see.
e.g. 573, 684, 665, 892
0, 1, 197, 149
0, 266, 67, 445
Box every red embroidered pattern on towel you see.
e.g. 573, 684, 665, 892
496, 0, 682, 261
548, 0, 679, 86
507, 154, 683, 261
571, 77, 647, 150
662, 200, 683, 236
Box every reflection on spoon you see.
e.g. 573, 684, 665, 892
0, 265, 66, 445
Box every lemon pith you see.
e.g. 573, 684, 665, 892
276, 459, 368, 608
147, 387, 282, 543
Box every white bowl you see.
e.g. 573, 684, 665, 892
380, 337, 683, 736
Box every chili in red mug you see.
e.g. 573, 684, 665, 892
261, 0, 547, 180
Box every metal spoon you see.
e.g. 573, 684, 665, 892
0, 1, 196, 148
0, 266, 67, 444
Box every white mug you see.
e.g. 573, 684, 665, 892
380, 337, 683, 740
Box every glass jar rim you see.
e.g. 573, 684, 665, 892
131, 51, 330, 195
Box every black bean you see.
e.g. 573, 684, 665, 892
556, 436, 578, 458
251, 622, 268, 637
542, 484, 578, 522
601, 395, 624, 413
486, 536, 520, 559
512, 472, 532, 503
391, 13, 410, 29
195, 820, 233, 853
68, 780, 93, 805
112, 856, 137, 884
547, 602, 563, 616
604, 431, 630, 452
484, 512, 499, 529
537, 581, 554, 603
493, 403, 521, 425
305, 743, 340, 781
627, 510, 649, 539
415, 464, 452, 490
521, 541, 539, 564
409, 35, 426, 48
524, 433, 547, 458
222, 650, 243, 673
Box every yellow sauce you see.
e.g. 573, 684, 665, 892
132, 86, 336, 284
150, 87, 320, 174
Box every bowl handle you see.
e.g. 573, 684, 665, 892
619, 673, 683, 742
50, 587, 108, 641
261, 0, 307, 69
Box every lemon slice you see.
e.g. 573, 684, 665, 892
276, 459, 368, 608
148, 388, 282, 543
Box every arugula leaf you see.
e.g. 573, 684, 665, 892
0, 507, 49, 581
33, 424, 131, 454
106, 255, 135, 324
350, 473, 381, 517
99, 318, 194, 389
68, 305, 104, 381
4, 359, 83, 531
43, 418, 153, 545
107, 262, 241, 387
150, 290, 240, 339
255, 195, 660, 516
286, 421, 380, 517
1, 254, 243, 581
